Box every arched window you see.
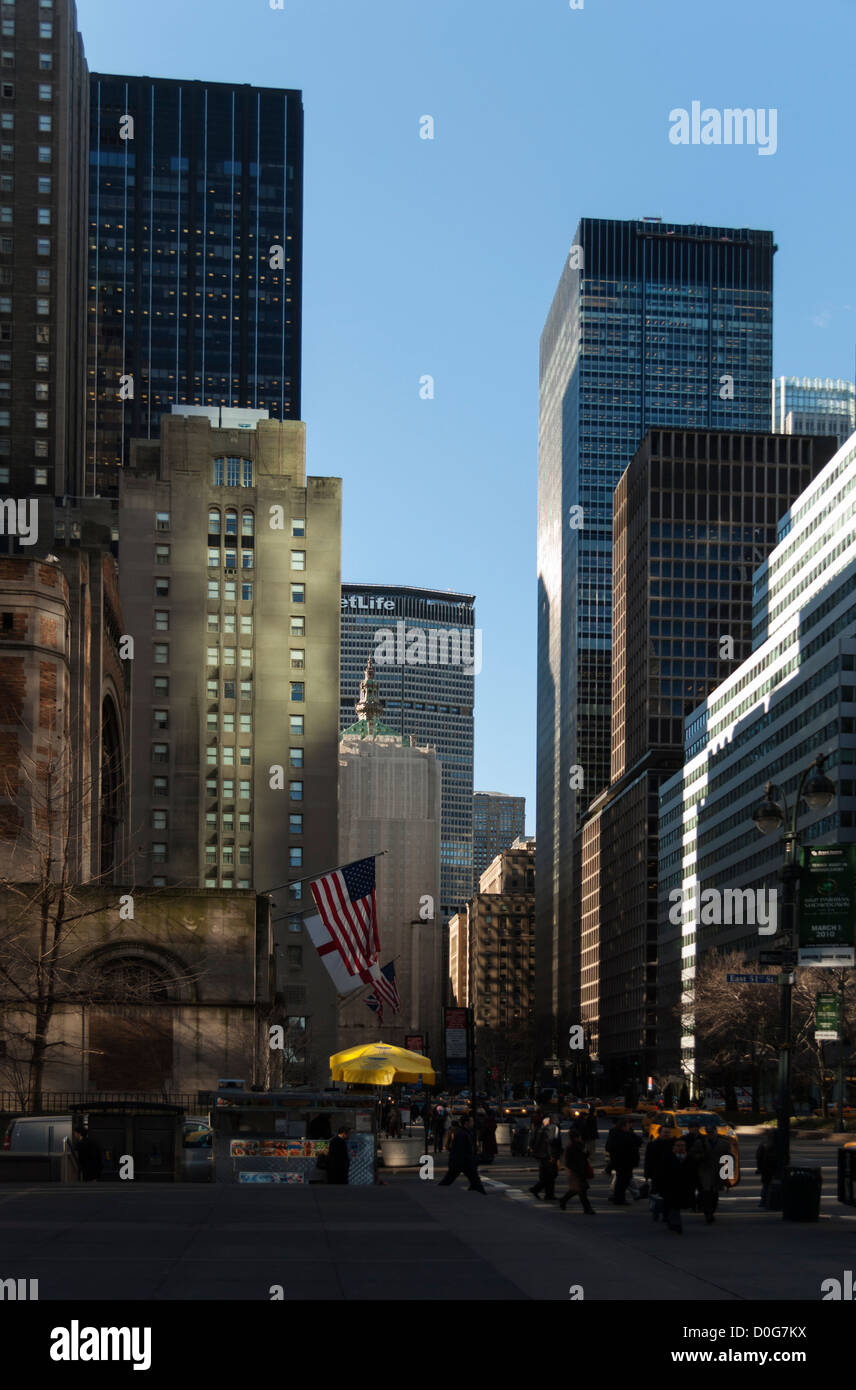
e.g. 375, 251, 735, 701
225, 508, 238, 536
208, 508, 221, 536
94, 957, 171, 1002
241, 509, 254, 537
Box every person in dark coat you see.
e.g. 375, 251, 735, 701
644, 1129, 675, 1221
659, 1138, 695, 1232
688, 1124, 732, 1223
559, 1132, 595, 1214
72, 1125, 102, 1182
606, 1118, 640, 1205
529, 1118, 559, 1200
431, 1105, 446, 1153
755, 1129, 780, 1209
326, 1125, 351, 1184
479, 1109, 498, 1164
438, 1114, 485, 1192
583, 1104, 599, 1159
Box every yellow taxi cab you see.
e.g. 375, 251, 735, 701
596, 1097, 631, 1117
635, 1096, 662, 1116
645, 1110, 740, 1186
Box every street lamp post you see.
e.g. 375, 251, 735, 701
752, 754, 835, 1175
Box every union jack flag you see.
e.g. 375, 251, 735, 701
309, 856, 380, 979
365, 960, 401, 1024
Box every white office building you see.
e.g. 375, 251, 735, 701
659, 430, 856, 1080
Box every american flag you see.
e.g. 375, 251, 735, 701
309, 857, 380, 979
365, 960, 401, 1023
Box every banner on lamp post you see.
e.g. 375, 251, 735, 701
798, 844, 856, 967
815, 991, 841, 1042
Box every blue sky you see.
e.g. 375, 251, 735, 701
78, 0, 856, 831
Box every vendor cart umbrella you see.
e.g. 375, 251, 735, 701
329, 1042, 436, 1086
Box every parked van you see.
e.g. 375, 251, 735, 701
3, 1114, 73, 1154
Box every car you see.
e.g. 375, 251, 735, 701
3, 1114, 73, 1154
645, 1110, 740, 1186
562, 1098, 590, 1120
181, 1117, 214, 1182
635, 1097, 662, 1115
813, 1105, 856, 1119
596, 1097, 631, 1117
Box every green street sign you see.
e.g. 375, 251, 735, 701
799, 845, 856, 956
815, 991, 840, 1042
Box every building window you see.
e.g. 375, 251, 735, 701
223, 647, 236, 666
239, 813, 251, 832
154, 610, 169, 632
239, 680, 251, 700
291, 518, 305, 536
224, 548, 237, 568
208, 548, 219, 568
38, 84, 51, 101
240, 649, 252, 668
224, 679, 236, 699
155, 510, 170, 531
206, 616, 218, 636
291, 584, 305, 604
152, 743, 168, 763
223, 747, 234, 766
289, 815, 303, 835
39, 22, 53, 38
291, 551, 306, 570
290, 682, 304, 702
204, 877, 217, 889
153, 710, 168, 729
207, 647, 218, 665
205, 847, 217, 865
241, 581, 253, 601
239, 780, 251, 800
208, 507, 220, 535
37, 115, 51, 132
0, 53, 12, 69
222, 779, 234, 798
206, 745, 218, 765
36, 269, 50, 288
223, 714, 235, 733
37, 208, 50, 225
155, 545, 170, 565
34, 382, 49, 401
212, 457, 253, 487
34, 410, 47, 429
239, 747, 251, 766
240, 615, 252, 635
152, 810, 167, 831
225, 508, 237, 536
241, 510, 253, 536
0, 83, 12, 100
290, 748, 303, 768
222, 812, 234, 832
241, 550, 253, 570
239, 847, 251, 866
290, 781, 303, 800
33, 467, 47, 487
206, 678, 218, 699
36, 298, 49, 316
35, 325, 49, 343
152, 777, 168, 799
289, 847, 302, 868
37, 147, 51, 164
290, 715, 304, 736
155, 578, 169, 598
153, 643, 169, 664
224, 580, 236, 601
291, 616, 305, 637
207, 580, 219, 600
239, 714, 251, 734
223, 614, 235, 634
35, 352, 48, 371
36, 238, 49, 255
0, 206, 10, 224
0, 149, 11, 163
153, 677, 169, 698
222, 846, 233, 866
39, 54, 52, 70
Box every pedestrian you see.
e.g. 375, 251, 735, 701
644, 1128, 675, 1222
583, 1103, 599, 1160
511, 1117, 528, 1156
688, 1123, 731, 1224
605, 1117, 640, 1205
529, 1107, 543, 1153
387, 1103, 403, 1139
432, 1105, 446, 1153
559, 1131, 596, 1214
326, 1125, 351, 1184
659, 1138, 695, 1233
72, 1124, 102, 1182
530, 1117, 559, 1201
438, 1114, 486, 1193
755, 1129, 780, 1210
479, 1108, 498, 1165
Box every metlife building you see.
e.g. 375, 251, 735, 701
340, 584, 476, 922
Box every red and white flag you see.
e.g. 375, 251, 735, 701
309, 856, 380, 981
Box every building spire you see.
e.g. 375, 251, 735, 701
354, 656, 385, 736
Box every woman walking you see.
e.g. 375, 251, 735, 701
559, 1131, 596, 1214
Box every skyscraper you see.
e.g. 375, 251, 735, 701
772, 376, 855, 450
0, 0, 89, 505
578, 427, 835, 1087
472, 791, 526, 891
87, 75, 303, 494
536, 218, 775, 1068
340, 583, 475, 922
118, 409, 341, 1083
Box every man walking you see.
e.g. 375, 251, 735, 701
644, 1127, 675, 1222
559, 1131, 596, 1214
689, 1123, 731, 1223
438, 1113, 486, 1193
529, 1117, 559, 1201
606, 1117, 640, 1205
326, 1125, 351, 1185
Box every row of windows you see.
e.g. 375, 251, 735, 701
0, 22, 55, 40
151, 740, 304, 770
0, 81, 51, 100
0, 113, 53, 134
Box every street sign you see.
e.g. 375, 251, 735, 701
726, 973, 778, 984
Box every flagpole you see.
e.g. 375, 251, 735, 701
259, 850, 389, 899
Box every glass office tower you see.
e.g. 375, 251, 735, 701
472, 792, 526, 892
772, 376, 855, 450
87, 75, 303, 494
536, 217, 774, 1066
340, 583, 475, 923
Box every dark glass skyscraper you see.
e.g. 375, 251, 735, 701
340, 583, 475, 923
87, 75, 303, 494
472, 792, 526, 891
536, 217, 774, 1067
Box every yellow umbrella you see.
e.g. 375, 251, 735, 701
329, 1042, 436, 1086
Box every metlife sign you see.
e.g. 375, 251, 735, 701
341, 595, 396, 613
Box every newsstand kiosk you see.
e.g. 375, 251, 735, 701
210, 1090, 377, 1184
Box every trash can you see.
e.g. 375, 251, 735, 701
781, 1165, 822, 1221
838, 1145, 856, 1207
